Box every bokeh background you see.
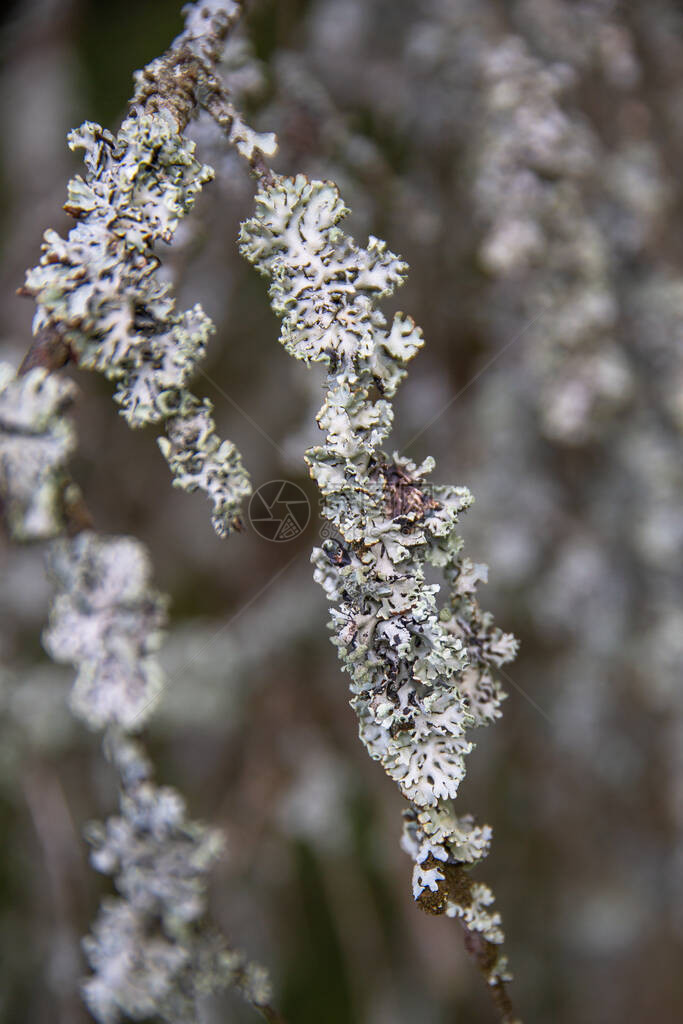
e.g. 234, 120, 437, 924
1, 0, 683, 1021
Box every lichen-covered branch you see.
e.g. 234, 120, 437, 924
81, 733, 276, 1024
0, 354, 282, 1022
240, 175, 520, 1014
472, 36, 634, 446
18, 0, 279, 536
44, 532, 167, 731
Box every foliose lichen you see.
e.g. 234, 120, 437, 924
240, 172, 517, 977
43, 532, 167, 731
22, 79, 253, 534
0, 362, 77, 541
82, 735, 272, 1024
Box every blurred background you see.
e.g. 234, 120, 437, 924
1, 0, 683, 1021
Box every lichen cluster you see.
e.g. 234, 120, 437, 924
0, 344, 274, 1021
0, 363, 77, 540
241, 174, 517, 975
473, 37, 635, 445
44, 532, 166, 730
22, 83, 251, 534
81, 735, 272, 1024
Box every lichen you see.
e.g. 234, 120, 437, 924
241, 172, 517, 969
82, 736, 269, 1024
4, 5, 281, 1020
0, 363, 77, 541
22, 39, 258, 535
43, 532, 167, 730
473, 36, 636, 445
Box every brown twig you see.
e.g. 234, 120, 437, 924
255, 1002, 289, 1024
416, 859, 522, 1023
462, 927, 521, 1024
17, 324, 73, 376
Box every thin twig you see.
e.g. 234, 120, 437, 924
17, 325, 73, 376
462, 927, 521, 1024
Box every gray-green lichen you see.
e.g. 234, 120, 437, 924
157, 395, 249, 537
240, 174, 517, 968
43, 532, 167, 731
473, 37, 638, 445
22, 71, 253, 534
0, 362, 77, 541
40, 526, 276, 1021
25, 115, 213, 425
82, 735, 272, 1024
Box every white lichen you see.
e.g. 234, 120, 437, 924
473, 36, 636, 445
82, 736, 266, 1024
241, 172, 517, 963
0, 363, 77, 541
22, 21, 258, 535
43, 532, 167, 731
